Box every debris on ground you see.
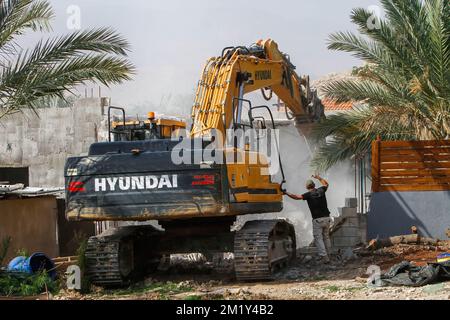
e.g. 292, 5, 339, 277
367, 234, 450, 251
159, 253, 234, 274
0, 184, 63, 199
369, 260, 450, 287
2, 239, 450, 300
52, 256, 78, 276
46, 240, 450, 300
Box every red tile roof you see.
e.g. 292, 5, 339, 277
322, 98, 354, 111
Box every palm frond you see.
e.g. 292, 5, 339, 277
322, 78, 415, 109
312, 0, 450, 171
0, 0, 53, 56
0, 1, 135, 120
3, 53, 134, 110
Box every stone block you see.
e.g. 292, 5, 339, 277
332, 226, 360, 237
297, 247, 318, 255
341, 207, 358, 218
343, 216, 360, 227
359, 228, 368, 244
332, 236, 361, 247
345, 198, 358, 208
358, 216, 368, 243
359, 214, 368, 226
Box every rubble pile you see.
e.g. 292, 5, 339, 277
162, 253, 234, 274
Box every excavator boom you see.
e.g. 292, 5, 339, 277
191, 39, 316, 137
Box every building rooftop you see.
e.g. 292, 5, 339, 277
0, 184, 64, 199
322, 98, 354, 112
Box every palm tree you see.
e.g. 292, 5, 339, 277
0, 0, 134, 120
311, 0, 449, 172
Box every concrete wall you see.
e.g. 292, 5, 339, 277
368, 191, 450, 240
0, 99, 108, 187
331, 205, 368, 252
0, 197, 59, 263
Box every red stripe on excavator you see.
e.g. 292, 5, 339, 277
68, 181, 85, 192
192, 175, 215, 186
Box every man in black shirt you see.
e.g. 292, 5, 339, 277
284, 175, 332, 263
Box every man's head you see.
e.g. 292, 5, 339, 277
306, 179, 316, 190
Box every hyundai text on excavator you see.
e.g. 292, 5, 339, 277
64, 39, 324, 286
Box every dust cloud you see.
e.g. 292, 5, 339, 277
236, 108, 355, 247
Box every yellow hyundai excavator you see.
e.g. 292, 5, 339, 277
64, 39, 324, 285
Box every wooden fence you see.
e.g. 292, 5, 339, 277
372, 139, 450, 192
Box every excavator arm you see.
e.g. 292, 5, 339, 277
190, 39, 320, 137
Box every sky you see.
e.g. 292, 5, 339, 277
24, 0, 382, 111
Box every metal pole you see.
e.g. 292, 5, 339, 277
354, 157, 357, 199
235, 82, 245, 126
361, 158, 365, 213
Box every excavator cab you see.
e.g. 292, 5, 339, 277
107, 106, 186, 142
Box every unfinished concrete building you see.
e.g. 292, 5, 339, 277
0, 98, 109, 187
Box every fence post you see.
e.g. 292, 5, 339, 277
371, 137, 381, 192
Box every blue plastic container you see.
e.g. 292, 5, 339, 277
7, 252, 56, 280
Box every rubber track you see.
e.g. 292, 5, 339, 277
85, 236, 125, 286
234, 220, 292, 281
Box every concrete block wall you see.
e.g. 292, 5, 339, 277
331, 198, 368, 253
0, 98, 108, 187
368, 191, 450, 239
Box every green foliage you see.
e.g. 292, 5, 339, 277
325, 285, 340, 292
324, 285, 363, 293
75, 235, 90, 293
108, 281, 194, 299
16, 248, 29, 258
0, 236, 11, 266
312, 0, 450, 171
76, 235, 87, 272
0, 270, 57, 297
0, 0, 135, 121
0, 239, 60, 297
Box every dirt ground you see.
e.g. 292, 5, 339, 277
54, 244, 450, 300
